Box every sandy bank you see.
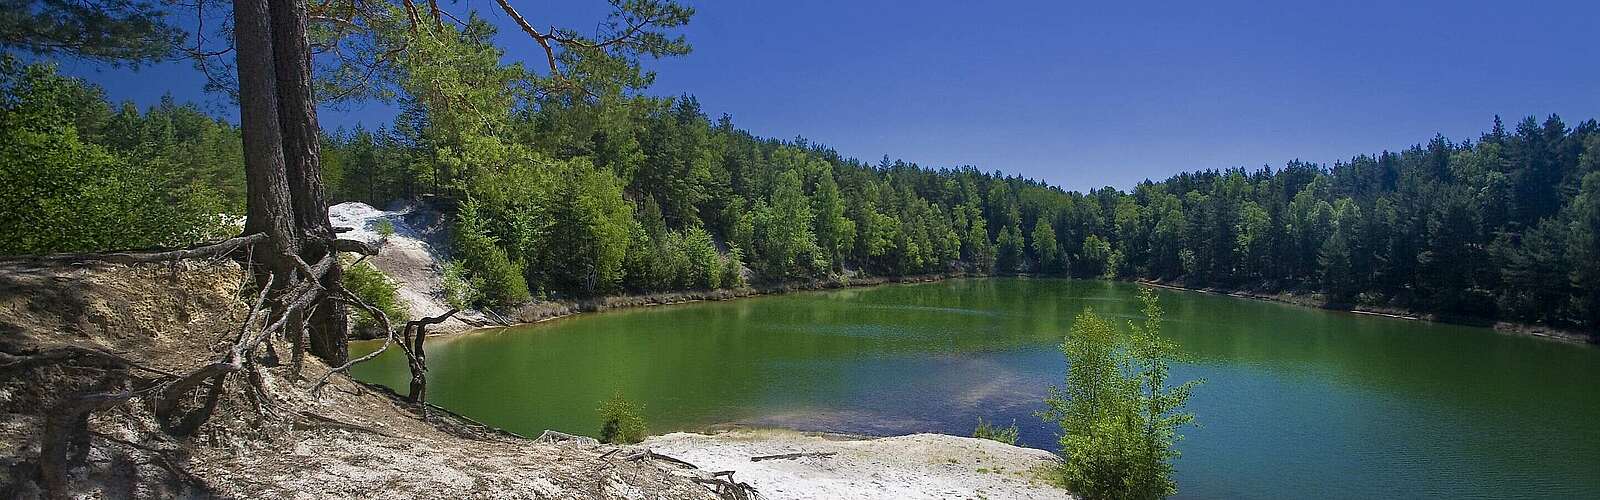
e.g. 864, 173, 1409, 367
639, 429, 1070, 500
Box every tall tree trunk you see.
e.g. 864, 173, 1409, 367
271, 0, 347, 364
235, 0, 298, 273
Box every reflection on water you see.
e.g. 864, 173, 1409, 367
351, 278, 1600, 499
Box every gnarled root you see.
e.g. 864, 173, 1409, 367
27, 232, 395, 498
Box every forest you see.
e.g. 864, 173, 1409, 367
3, 14, 1597, 333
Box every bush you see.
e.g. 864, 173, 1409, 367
1038, 288, 1200, 500
374, 219, 396, 242
659, 231, 692, 289
682, 227, 721, 289
597, 393, 647, 444
454, 196, 531, 307
973, 417, 1019, 445
440, 260, 482, 310
464, 236, 530, 307
721, 248, 746, 288
343, 260, 409, 330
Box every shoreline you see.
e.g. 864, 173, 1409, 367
1133, 279, 1597, 346
423, 271, 972, 338
414, 272, 1594, 348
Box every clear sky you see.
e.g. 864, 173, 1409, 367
57, 0, 1600, 191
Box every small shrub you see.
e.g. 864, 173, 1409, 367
682, 227, 721, 289
343, 260, 409, 329
973, 417, 1019, 445
721, 248, 746, 288
1038, 289, 1200, 500
374, 219, 396, 242
597, 392, 647, 444
440, 260, 482, 310
659, 232, 692, 289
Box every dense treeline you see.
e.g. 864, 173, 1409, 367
0, 58, 239, 254
4, 18, 1596, 331
309, 19, 1599, 330
326, 68, 1600, 332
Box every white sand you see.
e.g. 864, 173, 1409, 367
329, 201, 488, 332
641, 429, 1072, 500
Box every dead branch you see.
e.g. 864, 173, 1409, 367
749, 452, 837, 462
295, 410, 399, 438
404, 308, 458, 401
623, 449, 700, 470
536, 430, 600, 446
332, 237, 380, 255
693, 470, 763, 500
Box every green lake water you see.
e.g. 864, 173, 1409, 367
350, 278, 1600, 499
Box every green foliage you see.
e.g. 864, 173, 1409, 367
1039, 289, 1200, 500
1078, 235, 1115, 279
1567, 172, 1600, 326
813, 168, 855, 272
597, 393, 648, 445
0, 0, 183, 65
374, 219, 397, 242
343, 260, 410, 330
440, 261, 482, 310
0, 60, 229, 255
721, 247, 747, 288
972, 417, 1019, 445
453, 196, 531, 307
1032, 218, 1061, 274
1318, 198, 1363, 302
681, 226, 722, 289
996, 223, 1026, 273
756, 170, 818, 277
547, 159, 633, 294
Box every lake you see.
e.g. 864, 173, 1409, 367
350, 278, 1600, 499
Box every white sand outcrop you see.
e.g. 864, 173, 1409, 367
641, 429, 1071, 500
329, 200, 489, 332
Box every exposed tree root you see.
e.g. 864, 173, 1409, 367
17, 231, 409, 498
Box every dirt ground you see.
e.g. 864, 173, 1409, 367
0, 259, 721, 499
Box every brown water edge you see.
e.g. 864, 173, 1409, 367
1135, 278, 1597, 346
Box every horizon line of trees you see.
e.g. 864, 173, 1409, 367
5, 48, 1597, 331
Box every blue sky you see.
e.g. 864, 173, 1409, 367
57, 0, 1600, 191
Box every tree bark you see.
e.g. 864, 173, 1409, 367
235, 0, 297, 273
271, 0, 347, 365
269, 0, 329, 239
